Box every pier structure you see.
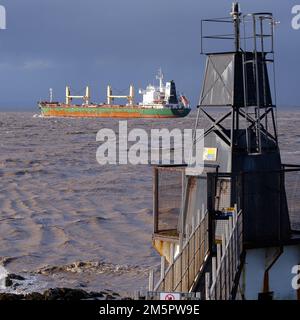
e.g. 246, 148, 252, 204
148, 3, 300, 300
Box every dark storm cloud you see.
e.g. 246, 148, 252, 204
0, 0, 299, 110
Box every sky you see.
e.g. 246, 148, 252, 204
0, 0, 299, 111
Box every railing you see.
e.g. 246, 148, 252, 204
144, 291, 201, 301
153, 209, 210, 293
205, 209, 243, 300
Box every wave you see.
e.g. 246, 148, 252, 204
34, 261, 151, 277
0, 266, 8, 289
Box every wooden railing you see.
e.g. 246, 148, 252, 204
153, 209, 210, 293
205, 209, 243, 300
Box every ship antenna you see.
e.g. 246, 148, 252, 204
230, 2, 241, 52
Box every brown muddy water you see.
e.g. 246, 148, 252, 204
0, 110, 299, 296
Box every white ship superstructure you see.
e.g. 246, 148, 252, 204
139, 69, 190, 109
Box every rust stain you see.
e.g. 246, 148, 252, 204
189, 177, 197, 190
263, 271, 269, 293
42, 110, 178, 119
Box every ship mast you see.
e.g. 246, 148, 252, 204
156, 68, 164, 92
49, 88, 53, 103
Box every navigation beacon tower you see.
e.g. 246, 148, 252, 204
150, 3, 300, 300
195, 2, 290, 245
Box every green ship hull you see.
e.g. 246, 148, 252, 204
38, 103, 191, 118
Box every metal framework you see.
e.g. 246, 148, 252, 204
197, 4, 279, 154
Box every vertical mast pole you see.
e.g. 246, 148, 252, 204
230, 2, 241, 146
231, 2, 241, 52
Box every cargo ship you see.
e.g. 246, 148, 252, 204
38, 70, 191, 118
